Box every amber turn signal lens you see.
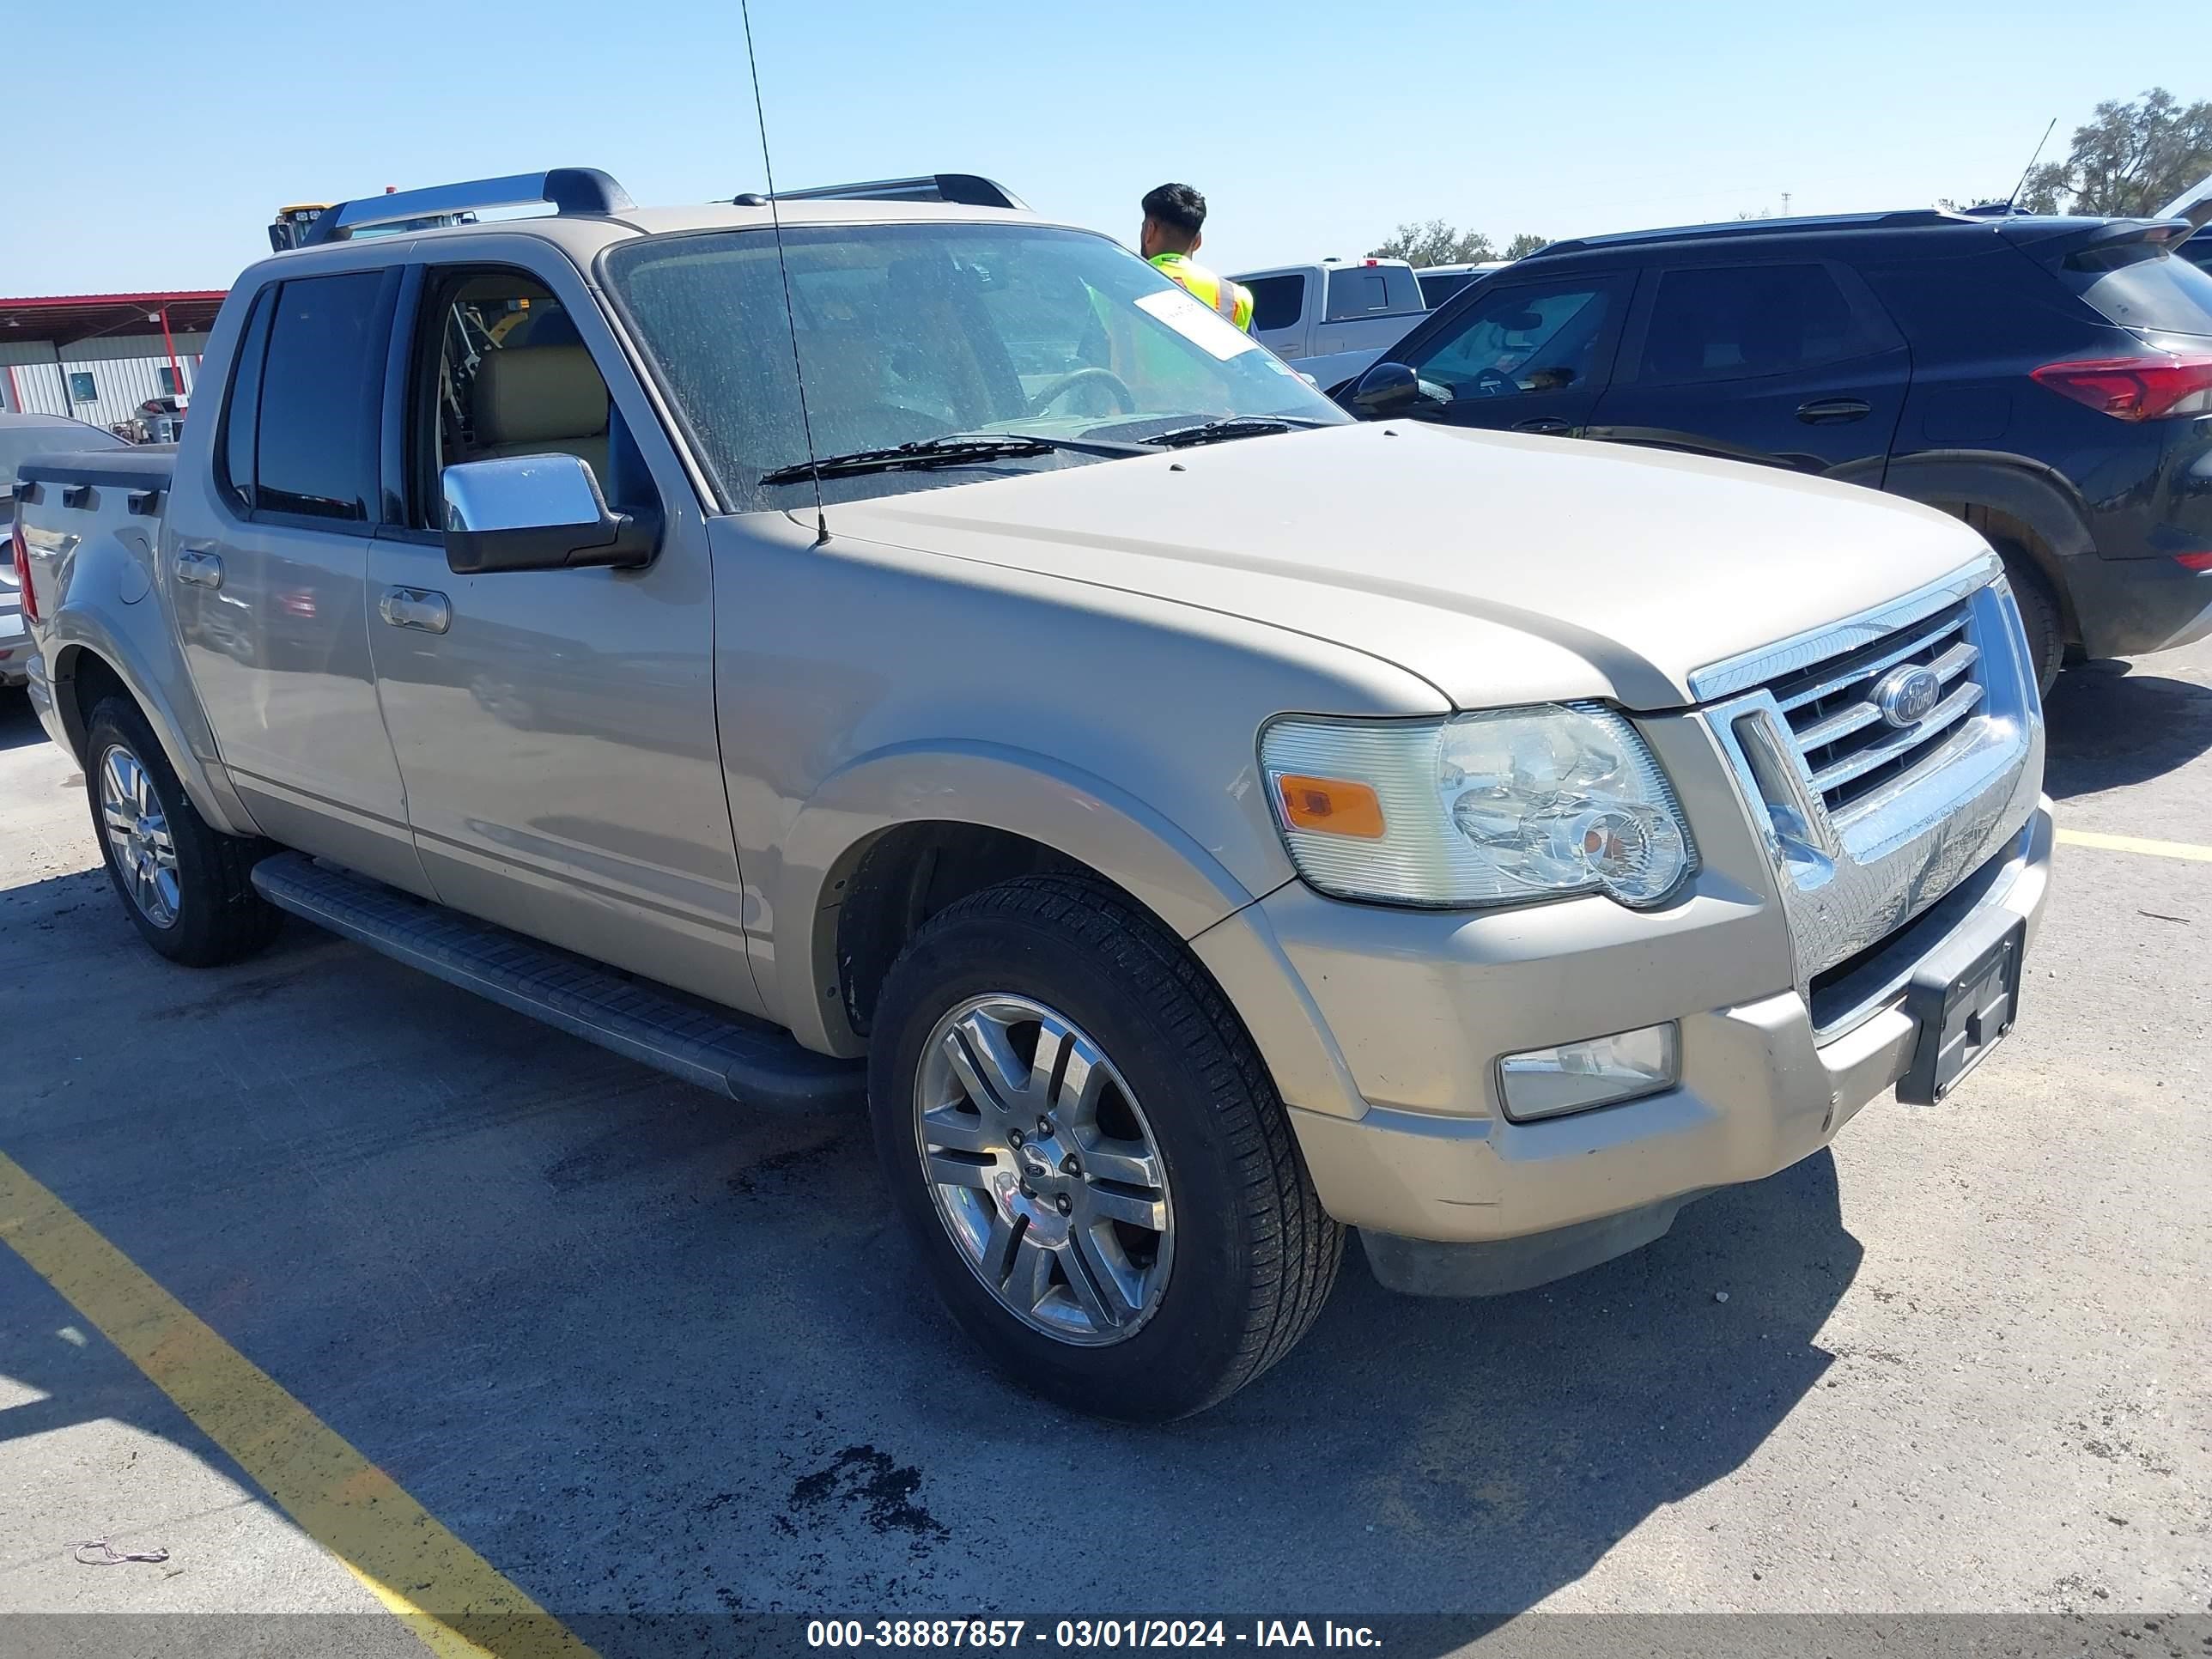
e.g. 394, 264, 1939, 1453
1274, 775, 1386, 839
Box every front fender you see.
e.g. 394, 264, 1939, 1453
769, 740, 1279, 1054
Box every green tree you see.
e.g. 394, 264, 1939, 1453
1503, 232, 1551, 258
1368, 220, 1495, 266
2019, 88, 2212, 216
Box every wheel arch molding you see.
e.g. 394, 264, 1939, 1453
771, 740, 1274, 1056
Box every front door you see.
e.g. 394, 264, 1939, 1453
362, 252, 761, 1016
1584, 258, 1909, 484
1389, 271, 1635, 438
168, 269, 426, 891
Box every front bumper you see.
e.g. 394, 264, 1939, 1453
1224, 804, 2051, 1290
2064, 554, 2212, 659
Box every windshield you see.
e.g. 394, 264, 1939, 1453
604, 223, 1346, 509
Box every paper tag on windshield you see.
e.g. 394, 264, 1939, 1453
1134, 288, 1261, 361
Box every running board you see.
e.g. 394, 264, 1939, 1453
250, 853, 863, 1113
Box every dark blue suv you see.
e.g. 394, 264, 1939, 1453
1341, 210, 2212, 691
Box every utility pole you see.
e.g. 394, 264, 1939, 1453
1782, 191, 1792, 216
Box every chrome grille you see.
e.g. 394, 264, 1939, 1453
1694, 558, 2043, 1029
1761, 598, 1983, 819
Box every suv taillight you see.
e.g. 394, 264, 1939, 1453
9, 517, 33, 625
2030, 353, 2212, 421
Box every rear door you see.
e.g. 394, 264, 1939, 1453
1387, 269, 1634, 437
1586, 258, 1908, 484
167, 268, 425, 890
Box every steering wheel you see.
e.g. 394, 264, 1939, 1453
1471, 365, 1522, 397
1027, 367, 1137, 417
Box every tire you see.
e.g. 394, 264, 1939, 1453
1996, 544, 2063, 698
869, 875, 1342, 1420
84, 695, 282, 966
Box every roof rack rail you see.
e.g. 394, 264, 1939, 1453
730, 173, 1027, 211
297, 168, 635, 249
1528, 209, 1966, 261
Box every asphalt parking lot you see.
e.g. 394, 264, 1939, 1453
2, 643, 2208, 1652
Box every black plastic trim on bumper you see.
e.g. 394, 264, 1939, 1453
2061, 553, 2212, 659
1360, 1194, 1705, 1297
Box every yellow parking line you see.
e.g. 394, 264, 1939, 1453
0, 1153, 594, 1659
2056, 828, 2212, 864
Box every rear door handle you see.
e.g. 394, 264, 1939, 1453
1511, 416, 1572, 434
379, 586, 452, 635
1796, 398, 1872, 425
175, 547, 223, 589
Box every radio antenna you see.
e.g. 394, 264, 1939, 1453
739, 0, 828, 544
2005, 117, 2058, 213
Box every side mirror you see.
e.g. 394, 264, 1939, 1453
441, 454, 659, 576
1349, 361, 1423, 420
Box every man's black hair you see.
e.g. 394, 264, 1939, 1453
1141, 183, 1206, 238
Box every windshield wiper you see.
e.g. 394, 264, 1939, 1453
948, 430, 1155, 458
758, 432, 1146, 486
1139, 416, 1328, 450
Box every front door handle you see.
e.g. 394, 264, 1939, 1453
175, 547, 223, 589
1512, 416, 1572, 434
379, 586, 452, 635
1796, 397, 1872, 425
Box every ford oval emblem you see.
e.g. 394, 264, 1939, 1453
1872, 664, 1943, 729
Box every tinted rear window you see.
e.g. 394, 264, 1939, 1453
1244, 273, 1305, 333
1638, 262, 1883, 382
1324, 265, 1419, 320
2057, 241, 2212, 337
253, 272, 386, 521
1418, 270, 1473, 307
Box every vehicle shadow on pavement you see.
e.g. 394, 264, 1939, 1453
2044, 659, 2212, 799
0, 869, 1858, 1641
0, 691, 50, 751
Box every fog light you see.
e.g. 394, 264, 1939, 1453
1498, 1023, 1679, 1121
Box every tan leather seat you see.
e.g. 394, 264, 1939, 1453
470, 346, 610, 479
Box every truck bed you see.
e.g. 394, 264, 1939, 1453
11, 447, 178, 689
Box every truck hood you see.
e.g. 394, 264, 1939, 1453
821, 421, 1995, 711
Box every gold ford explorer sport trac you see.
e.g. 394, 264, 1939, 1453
13, 167, 2049, 1419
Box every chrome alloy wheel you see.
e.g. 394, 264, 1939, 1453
915, 994, 1173, 1345
98, 743, 180, 929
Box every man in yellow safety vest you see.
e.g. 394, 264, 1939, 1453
1139, 183, 1255, 332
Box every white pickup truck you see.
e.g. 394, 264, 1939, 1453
12, 167, 2051, 1420
1232, 257, 1425, 369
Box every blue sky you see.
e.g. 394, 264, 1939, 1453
9, 0, 2203, 295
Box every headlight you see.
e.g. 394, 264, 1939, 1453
1261, 703, 1696, 908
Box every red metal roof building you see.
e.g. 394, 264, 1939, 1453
0, 290, 228, 434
